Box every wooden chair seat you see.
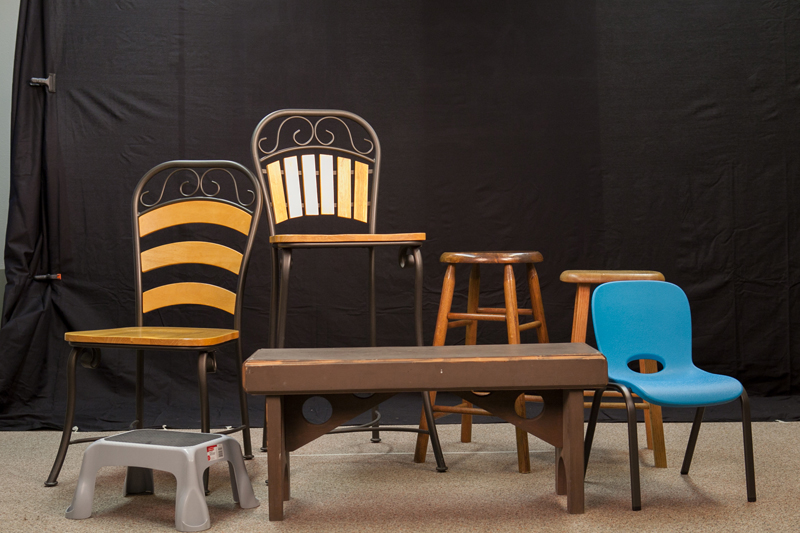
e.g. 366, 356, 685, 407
270, 232, 425, 244
65, 327, 239, 347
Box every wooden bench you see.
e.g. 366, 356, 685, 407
243, 343, 607, 520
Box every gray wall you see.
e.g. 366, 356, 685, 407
1, 1, 19, 303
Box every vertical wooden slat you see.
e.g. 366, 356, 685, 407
266, 161, 288, 224
300, 154, 319, 216
353, 161, 369, 223
283, 156, 303, 219
319, 154, 335, 215
337, 157, 351, 219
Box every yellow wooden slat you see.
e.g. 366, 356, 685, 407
337, 157, 351, 219
353, 161, 369, 223
266, 160, 288, 224
139, 200, 251, 237
142, 282, 236, 314
140, 241, 242, 274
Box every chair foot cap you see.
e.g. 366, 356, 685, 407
370, 438, 381, 443
748, 497, 757, 502
44, 481, 58, 487
436, 467, 448, 473
259, 447, 267, 452
243, 454, 254, 460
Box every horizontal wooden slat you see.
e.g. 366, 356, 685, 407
139, 200, 251, 236
65, 326, 238, 347
269, 232, 425, 243
243, 343, 607, 394
140, 241, 242, 274
142, 282, 236, 314
266, 160, 288, 224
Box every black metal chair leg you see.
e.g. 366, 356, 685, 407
740, 390, 757, 502
135, 350, 144, 429
584, 387, 605, 477
611, 383, 641, 511
412, 247, 424, 347
269, 247, 279, 349
366, 247, 382, 443
235, 339, 253, 459
45, 347, 82, 487
276, 248, 292, 349
198, 351, 211, 493
421, 391, 448, 472
681, 407, 705, 475
264, 248, 282, 452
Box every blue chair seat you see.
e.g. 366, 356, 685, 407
612, 367, 743, 408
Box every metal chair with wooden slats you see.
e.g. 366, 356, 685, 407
45, 160, 262, 488
250, 110, 444, 465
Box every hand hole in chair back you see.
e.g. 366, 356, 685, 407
251, 110, 380, 236
627, 359, 664, 373
133, 163, 262, 325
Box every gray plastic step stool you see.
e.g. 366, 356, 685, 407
65, 429, 259, 531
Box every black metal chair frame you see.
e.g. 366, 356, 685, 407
46, 160, 262, 487
251, 109, 445, 470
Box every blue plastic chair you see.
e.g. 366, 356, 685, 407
584, 281, 756, 510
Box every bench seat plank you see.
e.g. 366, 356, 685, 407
244, 343, 606, 395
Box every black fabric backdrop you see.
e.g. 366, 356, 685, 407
2, 1, 799, 430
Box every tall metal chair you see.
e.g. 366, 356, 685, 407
584, 281, 756, 510
250, 109, 445, 469
46, 160, 261, 487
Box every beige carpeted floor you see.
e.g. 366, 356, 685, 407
1, 422, 797, 532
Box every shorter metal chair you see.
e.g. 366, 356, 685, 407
66, 430, 259, 532
584, 281, 756, 510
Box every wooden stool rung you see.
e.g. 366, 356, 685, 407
447, 312, 508, 322
447, 319, 473, 329
584, 401, 649, 410
518, 320, 542, 332
477, 307, 533, 316
433, 404, 492, 416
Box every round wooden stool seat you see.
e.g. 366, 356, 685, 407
440, 251, 543, 264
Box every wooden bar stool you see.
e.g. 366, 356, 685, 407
560, 270, 668, 468
414, 251, 549, 473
